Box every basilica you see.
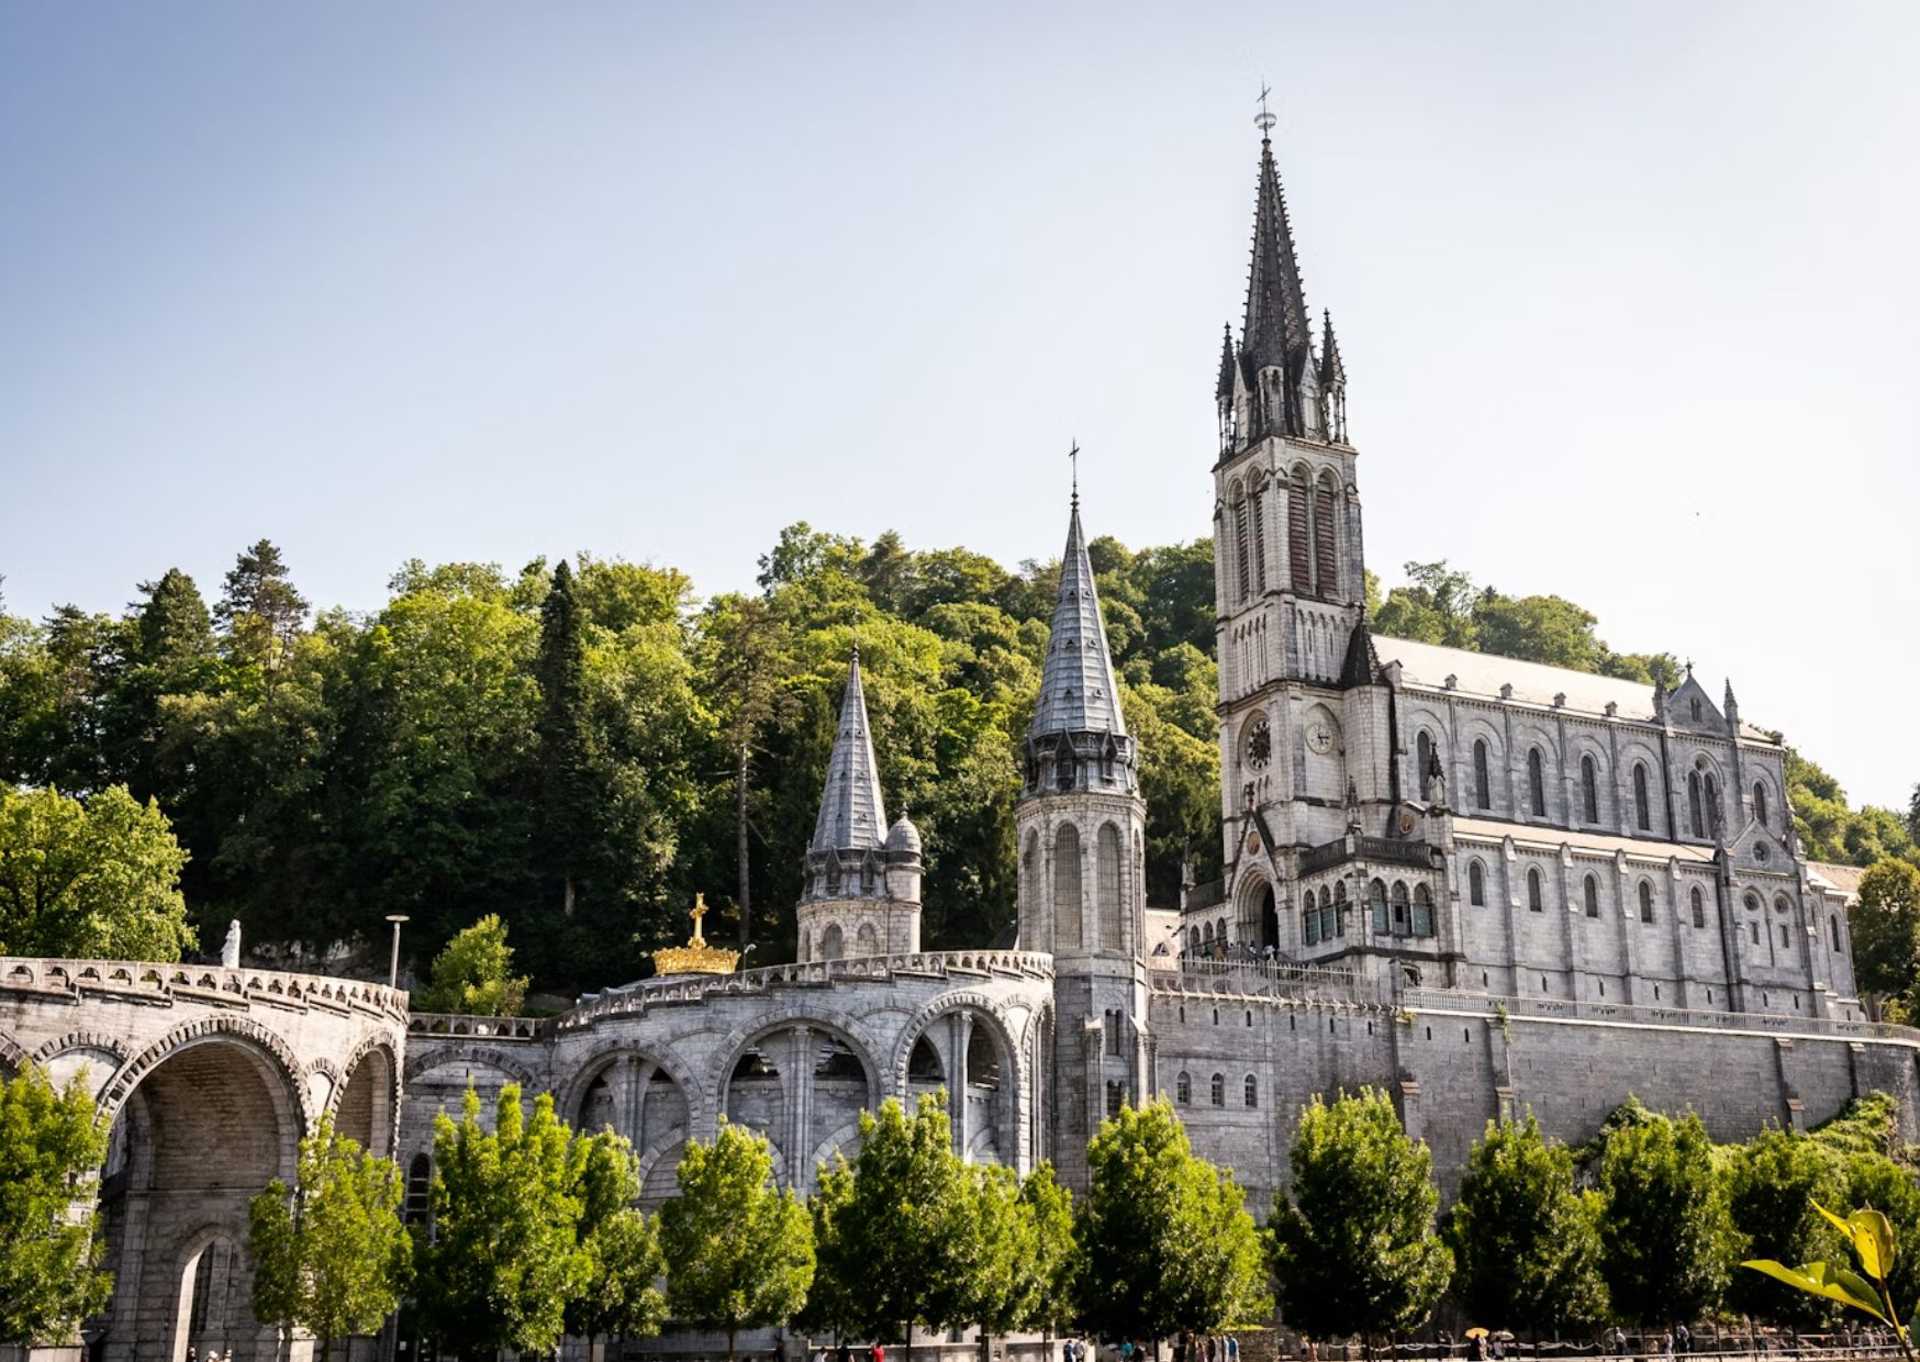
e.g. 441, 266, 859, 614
0, 124, 1908, 1362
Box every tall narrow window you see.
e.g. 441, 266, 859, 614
1304, 895, 1319, 946
1705, 775, 1721, 836
1639, 881, 1654, 923
1053, 824, 1082, 950
1231, 482, 1251, 605
1528, 748, 1547, 817
1210, 1073, 1225, 1107
1469, 860, 1486, 906
1412, 884, 1435, 937
1527, 868, 1543, 912
1288, 467, 1312, 591
1690, 886, 1706, 928
1583, 875, 1599, 918
1249, 480, 1268, 594
1688, 772, 1704, 837
1369, 879, 1388, 934
1633, 763, 1651, 831
1176, 1072, 1191, 1104
1313, 472, 1339, 597
1334, 882, 1349, 938
1753, 781, 1769, 826
1832, 916, 1843, 951
1391, 881, 1410, 933
1581, 755, 1599, 823
1097, 823, 1123, 953
1473, 740, 1491, 810
1244, 1075, 1259, 1108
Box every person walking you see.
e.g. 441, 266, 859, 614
871, 1342, 885, 1362
1226, 1336, 1239, 1362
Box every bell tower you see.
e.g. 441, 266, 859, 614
1016, 482, 1148, 1189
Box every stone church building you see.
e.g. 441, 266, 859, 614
2, 126, 1912, 1361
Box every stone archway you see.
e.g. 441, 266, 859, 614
719, 1020, 880, 1195
566, 1048, 695, 1209
331, 1039, 398, 1157
99, 1031, 303, 1362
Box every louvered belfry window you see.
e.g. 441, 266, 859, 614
1313, 475, 1338, 596
1288, 467, 1312, 591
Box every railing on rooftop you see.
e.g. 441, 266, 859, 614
1151, 957, 1387, 1006
1300, 835, 1437, 876
1400, 986, 1920, 1045
0, 956, 410, 1021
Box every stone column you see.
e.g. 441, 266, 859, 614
949, 1013, 973, 1160
786, 1027, 811, 1194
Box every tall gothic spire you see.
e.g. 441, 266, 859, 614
1030, 496, 1127, 741
1215, 322, 1237, 401
1318, 309, 1346, 387
1241, 131, 1313, 378
811, 648, 887, 853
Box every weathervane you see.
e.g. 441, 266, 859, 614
1255, 82, 1276, 138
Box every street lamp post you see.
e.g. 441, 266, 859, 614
385, 914, 410, 990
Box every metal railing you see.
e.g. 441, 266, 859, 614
1151, 957, 1386, 1006
0, 955, 409, 1021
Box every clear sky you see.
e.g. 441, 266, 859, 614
2, 2, 1916, 808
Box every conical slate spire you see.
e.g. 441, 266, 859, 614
1318, 309, 1346, 385
1030, 498, 1127, 740
1241, 134, 1313, 377
1216, 322, 1237, 400
811, 649, 888, 853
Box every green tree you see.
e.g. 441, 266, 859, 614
534, 558, 597, 921
247, 1114, 413, 1362
1851, 861, 1920, 1012
659, 1120, 814, 1362
416, 1085, 590, 1358
215, 538, 310, 702
1594, 1107, 1734, 1325
1078, 1100, 1271, 1344
1445, 1115, 1607, 1334
1722, 1129, 1849, 1326
0, 784, 194, 960
1374, 561, 1479, 649
1270, 1089, 1452, 1343
1020, 1163, 1079, 1336
567, 1129, 666, 1354
413, 914, 528, 1016
0, 1064, 113, 1346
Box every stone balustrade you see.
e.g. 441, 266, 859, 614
0, 955, 409, 1022
1152, 957, 1388, 1007
1400, 985, 1920, 1046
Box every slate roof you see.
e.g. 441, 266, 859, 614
811, 650, 888, 853
1807, 861, 1867, 900
1451, 816, 1716, 864
1241, 135, 1314, 376
1372, 635, 1778, 742
1030, 499, 1127, 740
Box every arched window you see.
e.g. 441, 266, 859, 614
1249, 480, 1268, 594
1690, 886, 1706, 928
1313, 471, 1339, 596
1527, 868, 1543, 913
1334, 881, 1349, 938
1021, 831, 1038, 916
1210, 1073, 1225, 1107
1691, 697, 1702, 721
1176, 1072, 1192, 1105
1304, 892, 1319, 946
820, 923, 844, 960
1633, 763, 1651, 831
1473, 739, 1492, 810
1832, 916, 1844, 952
1639, 881, 1655, 923
1688, 771, 1704, 837
1417, 731, 1434, 801
1469, 860, 1486, 906
1704, 775, 1721, 836
1753, 780, 1768, 827
1187, 926, 1200, 954
1581, 754, 1599, 823
406, 1153, 432, 1226
1097, 823, 1123, 952
1244, 1075, 1259, 1108
826, 858, 842, 897
1583, 875, 1600, 918
1527, 748, 1547, 817
855, 922, 879, 954
1412, 884, 1435, 937
1369, 879, 1388, 933
1053, 824, 1083, 950
1391, 881, 1410, 934
1231, 481, 1251, 605
1288, 467, 1312, 591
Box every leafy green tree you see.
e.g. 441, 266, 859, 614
1844, 1153, 1920, 1315
1270, 1089, 1452, 1342
808, 1094, 974, 1360
0, 1064, 113, 1345
247, 1114, 413, 1362
1594, 1107, 1734, 1325
416, 1085, 590, 1357
1078, 1099, 1271, 1344
1020, 1163, 1079, 1336
1445, 1115, 1607, 1334
1722, 1129, 1849, 1325
414, 914, 528, 1016
1373, 561, 1480, 649
659, 1119, 814, 1362
534, 558, 598, 922
0, 784, 194, 960
1851, 861, 1920, 1013
567, 1129, 665, 1355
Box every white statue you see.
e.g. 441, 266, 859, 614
221, 919, 241, 968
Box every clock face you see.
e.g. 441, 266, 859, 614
1244, 715, 1272, 770
1307, 722, 1334, 755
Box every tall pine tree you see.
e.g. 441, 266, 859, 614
535, 559, 598, 925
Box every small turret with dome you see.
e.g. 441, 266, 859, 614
796, 647, 923, 962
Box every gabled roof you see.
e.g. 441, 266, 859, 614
1807, 861, 1867, 900
1030, 498, 1127, 740
811, 650, 888, 853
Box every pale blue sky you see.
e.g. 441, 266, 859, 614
2, 2, 1916, 808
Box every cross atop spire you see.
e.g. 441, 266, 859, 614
1068, 438, 1080, 508
1255, 82, 1276, 140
